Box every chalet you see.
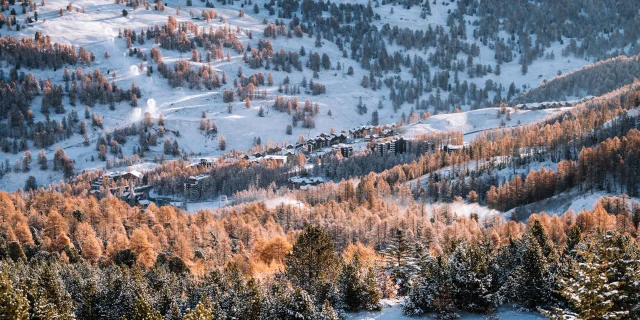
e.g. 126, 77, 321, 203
302, 143, 314, 154
90, 179, 152, 202
348, 126, 367, 139
302, 139, 316, 153
190, 158, 216, 169
349, 128, 368, 139
247, 156, 261, 164
442, 143, 469, 153
334, 143, 354, 157
103, 170, 144, 183
372, 137, 408, 156
330, 133, 347, 145
315, 137, 330, 148
390, 137, 407, 154
92, 170, 147, 196
382, 129, 395, 137
288, 176, 325, 189
373, 141, 391, 156
267, 146, 283, 155
91, 178, 103, 191
262, 155, 288, 165
184, 174, 209, 201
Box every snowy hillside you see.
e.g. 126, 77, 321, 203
2, 1, 640, 320
0, 0, 606, 190
401, 105, 573, 141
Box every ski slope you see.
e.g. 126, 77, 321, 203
401, 106, 573, 141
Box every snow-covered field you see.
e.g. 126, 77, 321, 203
346, 299, 544, 320
506, 189, 640, 219
401, 106, 573, 141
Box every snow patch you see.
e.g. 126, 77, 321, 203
146, 98, 157, 116
131, 107, 142, 122
129, 64, 140, 76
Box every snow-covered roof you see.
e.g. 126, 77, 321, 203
289, 176, 325, 184
188, 174, 209, 181
446, 143, 469, 150
263, 155, 287, 161
129, 170, 144, 179
104, 171, 123, 178
104, 170, 144, 179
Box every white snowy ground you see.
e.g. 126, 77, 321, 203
184, 199, 228, 213
401, 106, 573, 141
367, 1, 592, 94
0, 0, 594, 191
505, 189, 640, 219
346, 299, 544, 320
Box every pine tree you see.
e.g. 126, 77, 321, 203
546, 231, 639, 319
25, 264, 76, 320
337, 254, 363, 311
504, 237, 554, 309
403, 255, 454, 316
377, 264, 397, 299
75, 279, 100, 320
166, 301, 182, 320
361, 266, 382, 311
564, 224, 581, 255
319, 300, 339, 320
383, 228, 414, 295
289, 287, 318, 319
96, 267, 140, 319
219, 136, 226, 151
0, 267, 28, 320
225, 268, 261, 320
263, 281, 320, 320
130, 296, 163, 320
449, 244, 496, 313
184, 295, 219, 320
371, 110, 379, 126
529, 219, 555, 260
284, 225, 340, 304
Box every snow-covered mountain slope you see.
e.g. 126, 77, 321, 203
401, 105, 573, 141
0, 0, 612, 190
507, 189, 640, 221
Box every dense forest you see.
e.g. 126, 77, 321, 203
1, 174, 640, 319
518, 53, 640, 103
0, 82, 640, 319
1, 0, 640, 319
